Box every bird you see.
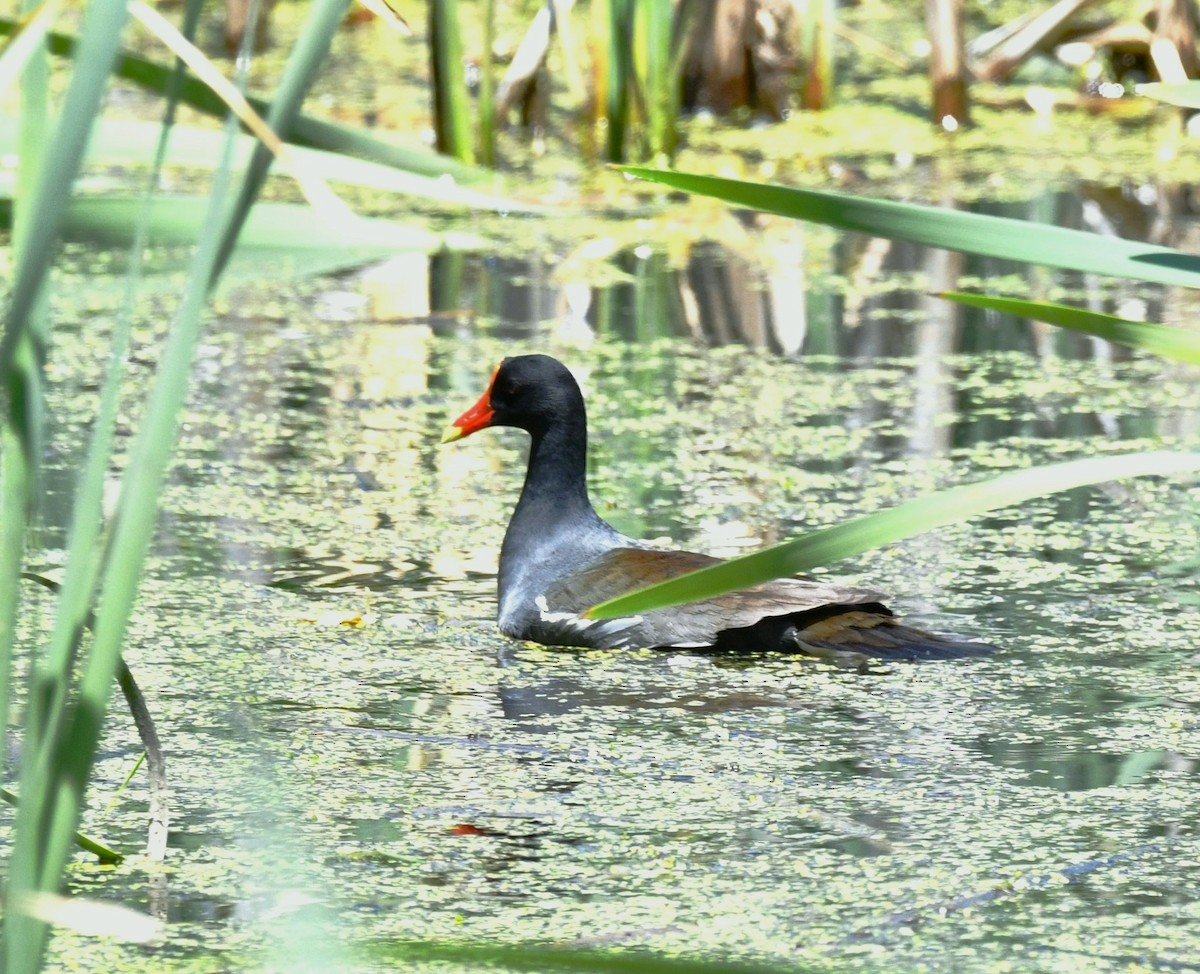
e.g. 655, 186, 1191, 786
441, 354, 995, 667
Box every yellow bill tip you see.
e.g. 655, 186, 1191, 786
440, 425, 465, 444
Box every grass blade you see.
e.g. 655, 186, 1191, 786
29, 5, 189, 865
0, 15, 481, 182
430, 0, 474, 163
30, 8, 277, 904
587, 451, 1200, 618
478, 0, 496, 166
800, 0, 835, 109
616, 166, 1200, 289
938, 291, 1200, 364
371, 939, 822, 973
634, 0, 675, 160
0, 0, 52, 811
1138, 80, 1200, 108
0, 0, 128, 377
14, 107, 242, 973
0, 0, 61, 96
210, 0, 354, 285
0, 116, 542, 212
62, 195, 485, 250
54, 196, 486, 282
3, 3, 132, 966
1, 788, 122, 863
604, 0, 631, 161
128, 0, 351, 219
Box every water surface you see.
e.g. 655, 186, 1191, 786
9, 176, 1200, 973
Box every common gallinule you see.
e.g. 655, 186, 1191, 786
442, 354, 994, 665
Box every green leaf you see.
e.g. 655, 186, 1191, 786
59, 196, 486, 279
635, 0, 677, 160
616, 166, 1200, 289
430, 0, 474, 164
0, 4, 127, 377
208, 0, 354, 285
587, 451, 1200, 619
0, 117, 541, 212
4, 3, 133, 966
938, 291, 1200, 364
1137, 81, 1200, 109
65, 194, 485, 249
0, 789, 122, 864
370, 940, 822, 974
0, 15, 483, 182
0, 0, 54, 844
0, 0, 61, 97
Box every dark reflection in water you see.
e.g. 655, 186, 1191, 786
267, 360, 336, 464
496, 673, 791, 724
430, 180, 1194, 361
169, 893, 239, 924
268, 549, 446, 593
969, 740, 1195, 792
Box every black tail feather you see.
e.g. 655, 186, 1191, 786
786, 616, 996, 664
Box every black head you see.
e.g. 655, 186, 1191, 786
442, 354, 585, 442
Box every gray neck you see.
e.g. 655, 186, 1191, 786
497, 414, 619, 614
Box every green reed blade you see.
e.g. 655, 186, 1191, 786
3, 2, 131, 965
1138, 80, 1200, 109
430, 0, 474, 164
635, 0, 675, 160
0, 0, 127, 377
0, 0, 51, 841
617, 166, 1200, 289
0, 14, 481, 181
605, 0, 631, 161
210, 0, 353, 285
587, 451, 1200, 618
478, 0, 496, 166
371, 938, 823, 973
939, 291, 1200, 364
0, 0, 60, 96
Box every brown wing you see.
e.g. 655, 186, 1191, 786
539, 547, 889, 648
